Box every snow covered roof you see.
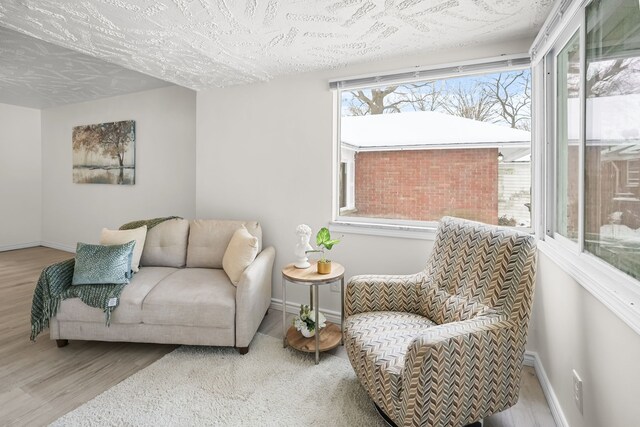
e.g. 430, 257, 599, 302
341, 110, 531, 151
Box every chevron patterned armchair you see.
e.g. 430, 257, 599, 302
344, 216, 537, 427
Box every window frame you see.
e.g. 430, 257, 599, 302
548, 19, 583, 249
538, 0, 640, 335
627, 160, 640, 187
331, 59, 534, 236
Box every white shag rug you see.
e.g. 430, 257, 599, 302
51, 333, 387, 427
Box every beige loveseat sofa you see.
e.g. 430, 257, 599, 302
50, 219, 275, 354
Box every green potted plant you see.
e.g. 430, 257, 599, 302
306, 227, 340, 274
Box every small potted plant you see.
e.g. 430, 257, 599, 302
306, 227, 340, 274
292, 304, 326, 338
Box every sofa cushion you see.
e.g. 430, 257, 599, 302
422, 287, 496, 325
223, 226, 259, 285
57, 267, 179, 324
72, 241, 136, 285
100, 225, 147, 272
141, 268, 236, 329
186, 220, 262, 268
140, 218, 189, 268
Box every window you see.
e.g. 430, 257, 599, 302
334, 64, 532, 229
546, 0, 640, 282
628, 160, 640, 187
584, 0, 640, 280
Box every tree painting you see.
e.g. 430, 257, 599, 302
72, 120, 135, 185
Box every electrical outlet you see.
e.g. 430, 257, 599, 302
572, 369, 583, 414
330, 283, 340, 293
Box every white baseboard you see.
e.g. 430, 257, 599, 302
523, 351, 536, 367
41, 241, 76, 253
0, 241, 41, 252
270, 298, 342, 325
0, 241, 75, 254
524, 351, 569, 427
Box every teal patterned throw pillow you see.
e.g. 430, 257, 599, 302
72, 241, 136, 286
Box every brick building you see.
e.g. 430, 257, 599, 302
566, 95, 640, 250
340, 111, 532, 225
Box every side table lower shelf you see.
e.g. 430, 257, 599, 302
285, 322, 342, 353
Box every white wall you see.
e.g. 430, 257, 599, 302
0, 103, 42, 249
196, 38, 532, 314
41, 86, 196, 250
529, 252, 640, 427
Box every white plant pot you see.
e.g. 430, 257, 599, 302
300, 325, 315, 338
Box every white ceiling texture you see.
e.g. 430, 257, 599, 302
0, 0, 554, 107
0, 27, 171, 108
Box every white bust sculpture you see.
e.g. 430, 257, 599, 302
294, 224, 314, 269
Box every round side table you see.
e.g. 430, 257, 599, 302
282, 261, 345, 364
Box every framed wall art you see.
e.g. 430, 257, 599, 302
72, 120, 135, 185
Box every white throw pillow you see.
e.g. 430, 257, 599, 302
100, 225, 148, 273
223, 226, 259, 286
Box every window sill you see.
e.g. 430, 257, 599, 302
538, 238, 640, 336
329, 221, 438, 240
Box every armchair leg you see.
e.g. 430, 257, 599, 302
56, 339, 69, 348
374, 403, 482, 427
374, 403, 397, 427
237, 346, 249, 355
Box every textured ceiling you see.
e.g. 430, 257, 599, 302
0, 27, 171, 109
0, 0, 554, 92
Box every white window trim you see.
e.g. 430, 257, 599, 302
329, 220, 438, 240
329, 54, 530, 90
533, 0, 640, 335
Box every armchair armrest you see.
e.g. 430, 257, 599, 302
345, 273, 423, 317
235, 246, 276, 347
398, 315, 523, 426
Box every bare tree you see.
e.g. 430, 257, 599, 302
344, 72, 534, 129
587, 59, 638, 97
346, 82, 447, 115
397, 81, 445, 112
488, 71, 531, 130
73, 121, 134, 184
346, 86, 408, 115
443, 82, 497, 122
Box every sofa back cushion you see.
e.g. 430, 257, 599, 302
100, 225, 147, 272
140, 218, 190, 268
186, 219, 262, 268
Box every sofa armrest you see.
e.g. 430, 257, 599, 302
344, 273, 423, 317
398, 315, 522, 426
235, 246, 276, 347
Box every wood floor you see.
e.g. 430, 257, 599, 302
0, 247, 555, 426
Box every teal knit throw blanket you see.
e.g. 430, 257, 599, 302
119, 216, 181, 231
30, 259, 126, 341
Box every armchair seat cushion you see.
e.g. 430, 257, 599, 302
344, 311, 436, 418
